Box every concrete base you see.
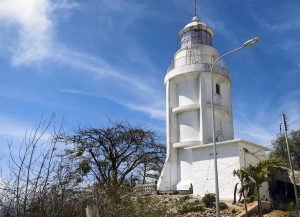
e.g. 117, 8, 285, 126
158, 139, 270, 200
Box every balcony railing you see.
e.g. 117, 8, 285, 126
166, 50, 229, 77
133, 184, 157, 195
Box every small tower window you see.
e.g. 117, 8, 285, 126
216, 83, 221, 95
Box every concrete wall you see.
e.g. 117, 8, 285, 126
176, 78, 198, 106
239, 142, 269, 199
177, 110, 200, 142
177, 149, 193, 190
191, 143, 240, 199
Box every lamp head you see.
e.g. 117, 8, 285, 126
243, 37, 260, 48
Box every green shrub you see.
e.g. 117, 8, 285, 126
179, 195, 191, 203
219, 202, 228, 210
288, 198, 300, 217
202, 193, 216, 208
178, 200, 204, 214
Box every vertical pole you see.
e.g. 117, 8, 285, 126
194, 0, 197, 17
282, 113, 299, 216
208, 45, 249, 217
210, 62, 220, 217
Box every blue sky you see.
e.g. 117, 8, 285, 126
0, 0, 299, 160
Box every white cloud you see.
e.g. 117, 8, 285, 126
235, 122, 275, 145
0, 0, 77, 65
59, 86, 165, 120
234, 90, 300, 147
120, 102, 165, 120
0, 0, 52, 64
55, 48, 162, 97
0, 0, 165, 120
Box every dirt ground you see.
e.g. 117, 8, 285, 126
148, 195, 289, 217
252, 210, 289, 217
267, 210, 289, 216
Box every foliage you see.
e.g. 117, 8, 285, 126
271, 130, 300, 169
202, 193, 216, 208
95, 193, 172, 217
219, 201, 228, 210
238, 157, 286, 187
288, 198, 300, 217
58, 121, 166, 188
235, 157, 286, 217
178, 200, 204, 214
179, 195, 191, 203
233, 169, 254, 202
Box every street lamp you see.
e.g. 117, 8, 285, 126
210, 37, 260, 217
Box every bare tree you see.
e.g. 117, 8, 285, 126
0, 116, 88, 217
0, 116, 56, 216
58, 122, 165, 189
0, 120, 166, 217
139, 152, 165, 184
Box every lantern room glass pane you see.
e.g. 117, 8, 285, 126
181, 29, 212, 48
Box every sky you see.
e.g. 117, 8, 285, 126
0, 0, 299, 162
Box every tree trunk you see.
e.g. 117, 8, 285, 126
257, 187, 262, 217
111, 169, 118, 187
233, 183, 238, 204
242, 190, 248, 217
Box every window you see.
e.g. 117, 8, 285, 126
216, 83, 220, 95
180, 29, 212, 48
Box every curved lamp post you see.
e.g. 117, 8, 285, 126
210, 37, 260, 217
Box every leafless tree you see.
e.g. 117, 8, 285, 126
0, 116, 88, 217
58, 122, 165, 189
0, 120, 166, 217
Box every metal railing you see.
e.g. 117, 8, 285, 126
133, 184, 157, 195
166, 50, 230, 77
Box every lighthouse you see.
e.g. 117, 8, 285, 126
157, 15, 270, 199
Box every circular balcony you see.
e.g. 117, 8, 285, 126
166, 50, 230, 78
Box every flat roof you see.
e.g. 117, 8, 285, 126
184, 138, 272, 151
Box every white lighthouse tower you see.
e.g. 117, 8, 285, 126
157, 15, 270, 199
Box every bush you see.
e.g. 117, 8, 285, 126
202, 193, 216, 208
179, 195, 191, 203
178, 200, 204, 214
288, 198, 300, 217
219, 202, 228, 210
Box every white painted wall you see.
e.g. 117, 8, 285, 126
177, 110, 199, 142
177, 149, 193, 190
176, 79, 198, 106
191, 143, 240, 199
178, 149, 193, 181
239, 142, 269, 199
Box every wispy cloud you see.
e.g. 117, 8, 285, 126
59, 87, 165, 120
0, 0, 165, 120
0, 0, 77, 65
54, 49, 160, 97
259, 19, 300, 32
55, 48, 165, 118
235, 90, 300, 146
0, 0, 53, 64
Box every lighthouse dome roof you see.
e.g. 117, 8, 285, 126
179, 16, 214, 38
